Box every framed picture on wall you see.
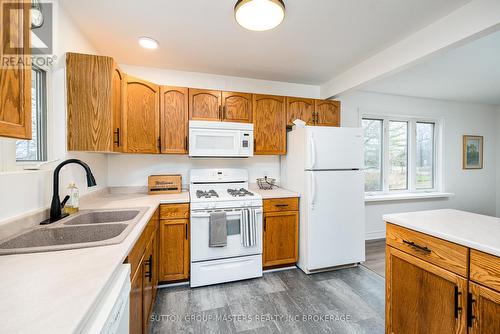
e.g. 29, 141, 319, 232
463, 135, 483, 169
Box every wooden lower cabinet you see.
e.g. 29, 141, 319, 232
158, 204, 190, 282
386, 223, 500, 334
130, 266, 143, 334
159, 219, 189, 281
469, 282, 500, 333
386, 246, 467, 334
262, 198, 299, 269
127, 208, 159, 334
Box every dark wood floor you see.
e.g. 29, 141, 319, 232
362, 239, 386, 277
150, 266, 384, 334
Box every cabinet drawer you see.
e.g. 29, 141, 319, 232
160, 203, 190, 219
263, 198, 298, 212
470, 249, 500, 293
386, 223, 468, 277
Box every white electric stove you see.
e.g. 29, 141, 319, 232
189, 169, 263, 287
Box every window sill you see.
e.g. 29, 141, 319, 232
365, 192, 454, 203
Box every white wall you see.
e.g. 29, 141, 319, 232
339, 90, 499, 239
497, 105, 500, 216
108, 155, 280, 189
107, 65, 321, 189
0, 1, 108, 222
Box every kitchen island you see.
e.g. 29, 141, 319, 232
384, 209, 500, 333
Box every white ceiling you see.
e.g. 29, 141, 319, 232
60, 0, 471, 85
363, 30, 500, 105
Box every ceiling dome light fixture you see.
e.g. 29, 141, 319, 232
138, 36, 159, 50
234, 0, 285, 32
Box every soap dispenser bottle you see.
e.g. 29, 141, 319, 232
64, 182, 80, 214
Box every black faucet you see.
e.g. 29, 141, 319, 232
41, 159, 97, 224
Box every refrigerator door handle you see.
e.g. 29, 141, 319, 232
310, 172, 316, 207
310, 134, 316, 169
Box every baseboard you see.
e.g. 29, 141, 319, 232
263, 265, 297, 273
365, 230, 385, 240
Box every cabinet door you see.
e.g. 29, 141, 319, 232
253, 94, 286, 155
142, 239, 154, 334
111, 64, 123, 152
386, 246, 467, 334
0, 0, 31, 139
315, 100, 340, 127
263, 211, 298, 268
286, 97, 314, 126
159, 219, 189, 282
189, 89, 221, 121
66, 53, 116, 151
122, 75, 160, 153
469, 282, 500, 334
222, 92, 252, 123
130, 265, 143, 334
160, 86, 188, 154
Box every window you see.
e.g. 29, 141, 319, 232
362, 115, 438, 194
16, 67, 47, 161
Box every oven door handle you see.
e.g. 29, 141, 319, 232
191, 211, 244, 219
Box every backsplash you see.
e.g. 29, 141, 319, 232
107, 155, 281, 189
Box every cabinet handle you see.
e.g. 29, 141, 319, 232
185, 224, 188, 240
157, 137, 161, 151
402, 239, 431, 254
467, 292, 476, 327
454, 286, 462, 319
222, 105, 226, 119
275, 204, 289, 207
144, 254, 152, 282
113, 128, 120, 147
185, 136, 188, 151
264, 218, 266, 232
218, 105, 222, 119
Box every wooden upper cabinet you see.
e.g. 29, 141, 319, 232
315, 100, 340, 126
66, 53, 123, 152
160, 86, 188, 154
0, 0, 31, 139
189, 89, 221, 121
222, 92, 252, 123
111, 64, 123, 152
253, 94, 286, 155
286, 97, 314, 126
122, 75, 160, 154
386, 246, 467, 334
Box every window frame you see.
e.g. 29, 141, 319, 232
361, 113, 442, 195
15, 65, 48, 163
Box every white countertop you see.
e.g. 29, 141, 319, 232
250, 185, 300, 199
0, 191, 189, 334
384, 209, 500, 257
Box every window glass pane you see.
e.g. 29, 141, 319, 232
388, 121, 408, 190
362, 119, 383, 191
16, 68, 45, 161
416, 122, 434, 189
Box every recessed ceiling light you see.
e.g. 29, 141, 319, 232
138, 36, 159, 50
234, 0, 285, 32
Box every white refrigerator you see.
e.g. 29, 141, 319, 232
281, 126, 365, 273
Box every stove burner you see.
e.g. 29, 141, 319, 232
196, 190, 219, 198
227, 188, 254, 197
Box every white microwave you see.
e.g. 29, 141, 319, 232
189, 121, 254, 158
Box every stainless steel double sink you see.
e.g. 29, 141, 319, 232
0, 208, 148, 255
